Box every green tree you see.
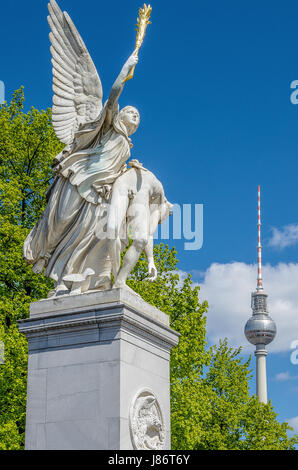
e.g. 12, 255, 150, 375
0, 88, 297, 450
200, 340, 297, 450
128, 249, 298, 450
0, 88, 61, 448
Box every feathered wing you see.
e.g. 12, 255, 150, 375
47, 0, 103, 145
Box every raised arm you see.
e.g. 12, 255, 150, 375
74, 51, 139, 147
104, 52, 138, 122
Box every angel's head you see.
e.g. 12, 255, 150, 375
118, 106, 140, 136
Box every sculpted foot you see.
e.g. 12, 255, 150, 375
91, 276, 112, 291
63, 269, 95, 296
32, 258, 46, 274
55, 283, 69, 297
47, 284, 69, 298
47, 289, 56, 298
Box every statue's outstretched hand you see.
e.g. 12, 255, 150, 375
121, 51, 139, 84
126, 52, 139, 69
147, 261, 158, 282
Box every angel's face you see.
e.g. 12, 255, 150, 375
120, 107, 140, 135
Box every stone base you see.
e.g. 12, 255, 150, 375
18, 288, 179, 450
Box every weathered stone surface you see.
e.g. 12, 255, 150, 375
19, 288, 179, 450
29, 287, 169, 327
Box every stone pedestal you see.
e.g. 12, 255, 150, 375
18, 288, 179, 450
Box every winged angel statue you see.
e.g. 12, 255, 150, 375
23, 0, 172, 297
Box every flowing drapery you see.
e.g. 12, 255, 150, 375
23, 109, 131, 291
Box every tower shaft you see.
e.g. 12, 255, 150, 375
255, 345, 268, 404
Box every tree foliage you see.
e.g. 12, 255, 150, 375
129, 250, 298, 450
0, 89, 61, 448
0, 89, 297, 450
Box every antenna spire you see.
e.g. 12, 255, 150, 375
245, 186, 277, 404
257, 185, 263, 291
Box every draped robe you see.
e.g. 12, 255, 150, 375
23, 108, 132, 291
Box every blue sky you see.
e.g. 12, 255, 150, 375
1, 0, 298, 439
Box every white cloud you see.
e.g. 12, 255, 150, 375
275, 371, 292, 381
274, 371, 298, 381
268, 224, 298, 249
192, 262, 298, 353
288, 417, 298, 433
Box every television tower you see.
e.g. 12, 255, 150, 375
244, 186, 276, 403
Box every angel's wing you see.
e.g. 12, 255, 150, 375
47, 0, 103, 145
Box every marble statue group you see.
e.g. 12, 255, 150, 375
23, 0, 172, 297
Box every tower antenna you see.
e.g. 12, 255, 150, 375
257, 186, 263, 291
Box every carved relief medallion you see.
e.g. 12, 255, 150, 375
129, 388, 165, 450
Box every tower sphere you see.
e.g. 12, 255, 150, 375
244, 312, 276, 346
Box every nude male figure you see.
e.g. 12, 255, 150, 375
107, 161, 173, 290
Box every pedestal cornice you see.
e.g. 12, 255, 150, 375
19, 288, 180, 353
